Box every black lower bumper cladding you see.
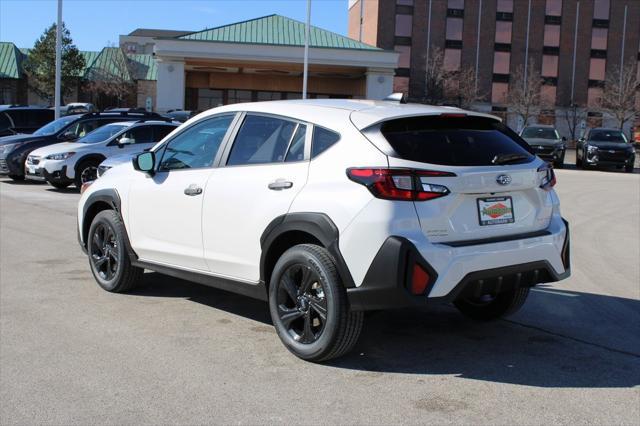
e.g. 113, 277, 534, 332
347, 223, 571, 311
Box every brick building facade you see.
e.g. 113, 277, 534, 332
349, 0, 640, 135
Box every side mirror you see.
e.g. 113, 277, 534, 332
118, 137, 135, 146
562, 136, 567, 141
133, 151, 155, 174
61, 131, 77, 141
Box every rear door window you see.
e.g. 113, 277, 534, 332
379, 115, 534, 166
0, 112, 11, 131
226, 115, 297, 166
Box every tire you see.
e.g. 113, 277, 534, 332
48, 180, 70, 189
75, 159, 100, 188
575, 152, 582, 168
8, 174, 24, 181
554, 157, 564, 168
269, 244, 363, 362
625, 157, 635, 173
454, 286, 530, 321
87, 210, 143, 293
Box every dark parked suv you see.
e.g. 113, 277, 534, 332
576, 128, 636, 173
0, 111, 165, 181
0, 105, 54, 137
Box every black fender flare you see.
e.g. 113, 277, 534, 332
260, 213, 356, 288
79, 188, 137, 262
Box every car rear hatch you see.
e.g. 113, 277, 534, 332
360, 113, 554, 244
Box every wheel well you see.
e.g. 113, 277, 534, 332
263, 230, 323, 287
82, 201, 113, 246
75, 154, 106, 172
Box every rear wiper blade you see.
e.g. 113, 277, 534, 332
492, 153, 529, 165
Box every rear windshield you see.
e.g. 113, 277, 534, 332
380, 116, 534, 166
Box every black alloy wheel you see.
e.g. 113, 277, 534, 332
90, 222, 119, 281
276, 263, 328, 344
80, 165, 98, 184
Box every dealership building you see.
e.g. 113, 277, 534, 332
0, 15, 398, 112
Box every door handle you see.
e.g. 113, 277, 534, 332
268, 179, 293, 190
184, 184, 203, 196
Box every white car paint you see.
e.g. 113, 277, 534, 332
78, 99, 568, 299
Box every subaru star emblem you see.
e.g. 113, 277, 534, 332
496, 174, 512, 185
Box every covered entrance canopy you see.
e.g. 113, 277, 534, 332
152, 15, 398, 112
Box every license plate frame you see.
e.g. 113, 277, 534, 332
477, 196, 515, 226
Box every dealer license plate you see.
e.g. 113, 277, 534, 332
477, 196, 515, 226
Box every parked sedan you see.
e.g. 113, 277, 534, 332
520, 125, 566, 168
576, 127, 635, 173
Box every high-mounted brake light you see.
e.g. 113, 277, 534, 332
537, 163, 556, 190
346, 168, 454, 201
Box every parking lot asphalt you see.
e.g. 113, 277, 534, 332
1, 158, 639, 424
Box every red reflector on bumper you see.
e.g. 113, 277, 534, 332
411, 264, 430, 295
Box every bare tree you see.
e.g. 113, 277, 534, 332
506, 60, 545, 129
423, 47, 446, 105
600, 63, 640, 130
445, 66, 486, 110
562, 103, 587, 143
84, 47, 136, 109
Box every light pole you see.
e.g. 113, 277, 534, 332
54, 0, 62, 119
302, 0, 311, 100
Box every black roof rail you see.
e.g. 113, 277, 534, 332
134, 115, 175, 124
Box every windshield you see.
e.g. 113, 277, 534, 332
589, 130, 628, 143
78, 124, 128, 144
33, 115, 79, 136
521, 127, 559, 139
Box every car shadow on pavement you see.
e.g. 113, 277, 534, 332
132, 272, 640, 389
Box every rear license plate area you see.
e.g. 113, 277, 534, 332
477, 196, 515, 226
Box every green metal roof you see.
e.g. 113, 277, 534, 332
84, 47, 133, 82
127, 53, 157, 80
179, 14, 381, 51
80, 50, 99, 73
0, 42, 24, 79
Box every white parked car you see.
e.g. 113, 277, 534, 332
26, 120, 178, 188
77, 100, 570, 361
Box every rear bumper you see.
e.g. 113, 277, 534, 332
347, 217, 570, 311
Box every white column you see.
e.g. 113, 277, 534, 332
156, 59, 185, 112
365, 69, 395, 100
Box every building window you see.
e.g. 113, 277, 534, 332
444, 49, 462, 71
396, 45, 411, 68
446, 17, 463, 41
587, 87, 603, 108
543, 25, 560, 47
491, 82, 509, 104
227, 90, 252, 104
493, 51, 510, 74
497, 0, 513, 13
541, 85, 557, 105
542, 55, 558, 77
545, 0, 562, 16
395, 14, 412, 37
593, 0, 610, 20
591, 28, 608, 50
448, 0, 464, 9
256, 91, 283, 101
589, 58, 606, 81
495, 21, 512, 44
197, 89, 224, 110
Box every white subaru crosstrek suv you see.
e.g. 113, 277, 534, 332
77, 100, 570, 362
26, 119, 178, 188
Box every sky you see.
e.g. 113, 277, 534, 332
0, 0, 349, 51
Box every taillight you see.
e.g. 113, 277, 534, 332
537, 163, 556, 190
346, 168, 453, 201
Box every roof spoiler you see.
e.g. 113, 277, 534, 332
382, 93, 408, 104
